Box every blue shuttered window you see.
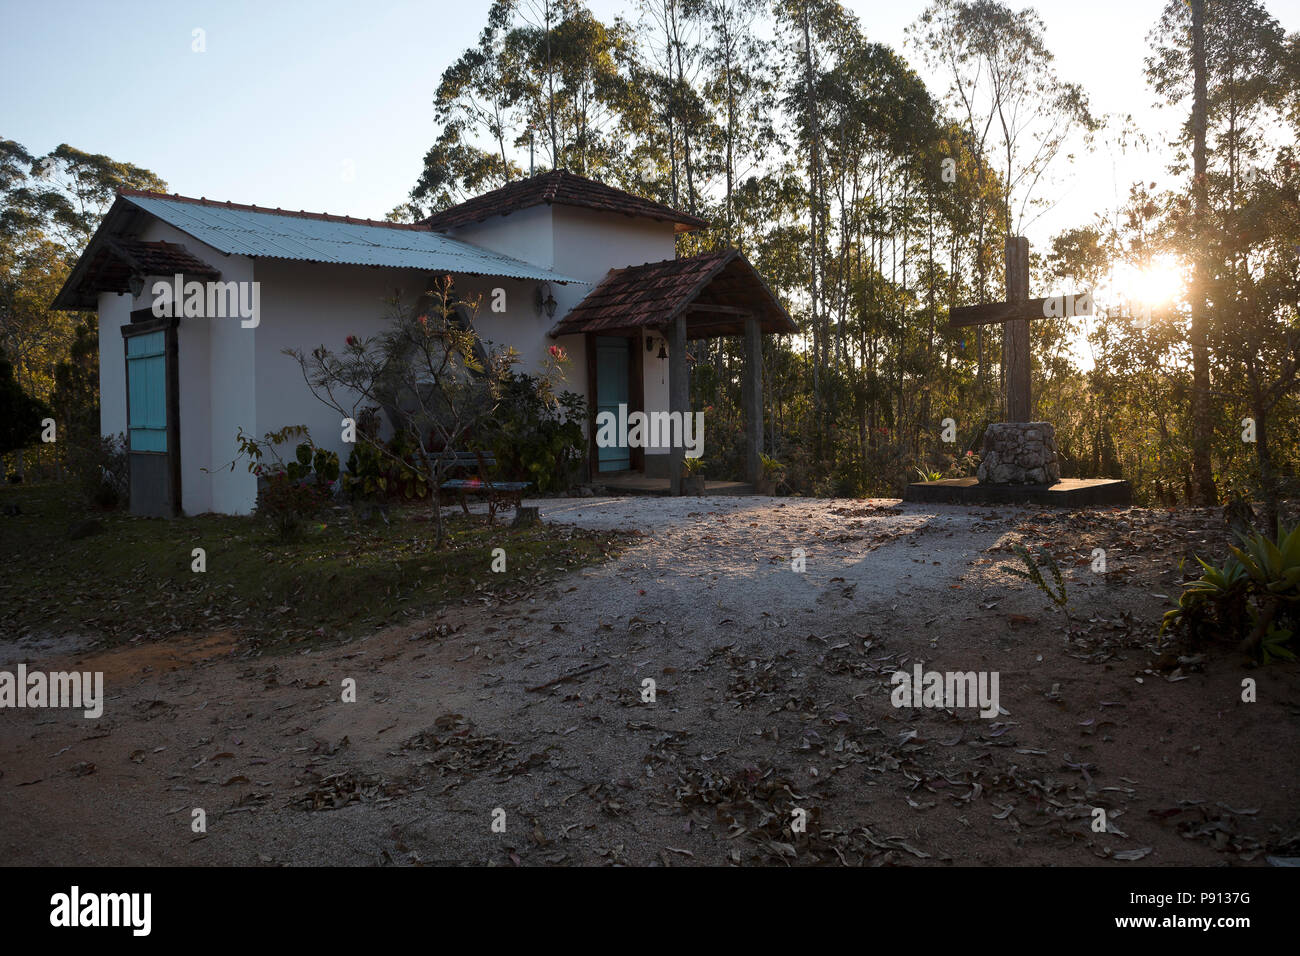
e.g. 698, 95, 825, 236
127, 331, 167, 452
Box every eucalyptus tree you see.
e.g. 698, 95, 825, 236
1148, 0, 1295, 508
412, 0, 631, 213
699, 0, 775, 246
411, 0, 524, 214
509, 0, 633, 178
633, 0, 715, 214
0, 139, 164, 477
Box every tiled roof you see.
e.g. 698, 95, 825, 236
550, 248, 795, 338
421, 170, 709, 234
106, 237, 221, 278
49, 238, 222, 310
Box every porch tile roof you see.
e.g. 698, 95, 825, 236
420, 170, 709, 234
108, 238, 222, 279
549, 248, 796, 338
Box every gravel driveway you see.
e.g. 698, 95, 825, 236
3, 495, 1296, 867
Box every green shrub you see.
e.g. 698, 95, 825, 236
257, 470, 326, 540
220, 425, 339, 539
68, 433, 127, 510
342, 437, 429, 501
486, 372, 585, 493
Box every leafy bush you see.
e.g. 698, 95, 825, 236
285, 440, 340, 487
486, 372, 586, 493
343, 435, 430, 501
220, 425, 338, 539
68, 433, 127, 510
0, 346, 50, 459
257, 470, 326, 540
1162, 525, 1300, 662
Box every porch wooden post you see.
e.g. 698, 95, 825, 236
669, 313, 688, 495
1004, 237, 1031, 422
743, 316, 763, 485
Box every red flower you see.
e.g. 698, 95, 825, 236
346, 335, 358, 347
548, 345, 566, 360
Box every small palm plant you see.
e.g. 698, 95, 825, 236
1003, 544, 1069, 618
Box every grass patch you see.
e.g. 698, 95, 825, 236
0, 482, 627, 653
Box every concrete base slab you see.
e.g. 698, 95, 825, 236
903, 477, 1132, 507
592, 473, 755, 497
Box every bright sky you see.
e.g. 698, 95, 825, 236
2, 0, 1296, 256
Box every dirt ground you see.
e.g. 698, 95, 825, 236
2, 496, 1297, 866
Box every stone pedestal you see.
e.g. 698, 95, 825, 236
977, 422, 1061, 485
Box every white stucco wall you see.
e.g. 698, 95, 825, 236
550, 206, 676, 284
252, 258, 418, 463
640, 326, 672, 465
250, 263, 584, 514
97, 291, 132, 440
552, 207, 677, 456
446, 205, 554, 270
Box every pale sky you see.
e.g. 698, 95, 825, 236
2, 0, 1297, 256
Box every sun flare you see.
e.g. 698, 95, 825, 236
1109, 254, 1185, 307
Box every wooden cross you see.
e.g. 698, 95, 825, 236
949, 237, 1092, 422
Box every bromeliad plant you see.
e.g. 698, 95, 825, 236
759, 454, 784, 481
1162, 524, 1300, 662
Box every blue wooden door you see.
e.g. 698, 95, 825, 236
127, 331, 167, 452
595, 336, 630, 472
124, 327, 175, 516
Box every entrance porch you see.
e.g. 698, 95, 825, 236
551, 248, 795, 494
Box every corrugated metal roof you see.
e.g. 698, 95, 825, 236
121, 194, 580, 283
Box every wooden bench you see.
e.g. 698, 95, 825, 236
431, 450, 530, 523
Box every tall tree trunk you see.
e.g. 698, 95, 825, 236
721, 15, 735, 245
670, 0, 697, 215
1189, 0, 1218, 505
799, 2, 822, 457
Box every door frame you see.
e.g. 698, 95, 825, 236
122, 311, 182, 516
585, 330, 644, 481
